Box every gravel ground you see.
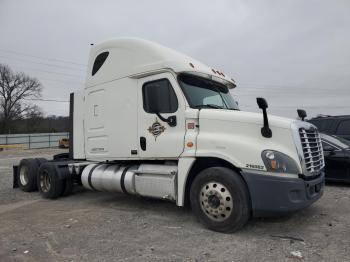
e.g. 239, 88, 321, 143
0, 149, 349, 262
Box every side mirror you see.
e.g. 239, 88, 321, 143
256, 97, 272, 138
297, 109, 307, 121
257, 97, 268, 109
144, 88, 177, 127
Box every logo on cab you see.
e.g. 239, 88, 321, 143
148, 119, 166, 140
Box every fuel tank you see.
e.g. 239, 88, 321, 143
81, 163, 177, 200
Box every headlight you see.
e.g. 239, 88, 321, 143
261, 150, 299, 174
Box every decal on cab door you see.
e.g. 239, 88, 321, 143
148, 118, 166, 140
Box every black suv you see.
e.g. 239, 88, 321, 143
308, 115, 350, 141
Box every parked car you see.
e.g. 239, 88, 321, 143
58, 138, 69, 148
320, 133, 350, 182
309, 115, 350, 141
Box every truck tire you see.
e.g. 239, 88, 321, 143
36, 158, 47, 166
61, 177, 73, 197
190, 167, 251, 233
37, 163, 64, 199
17, 159, 41, 192
53, 153, 69, 160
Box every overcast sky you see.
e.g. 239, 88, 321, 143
0, 0, 349, 118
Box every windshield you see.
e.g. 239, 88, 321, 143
178, 73, 239, 110
320, 133, 350, 149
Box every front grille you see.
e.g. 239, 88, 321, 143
299, 127, 324, 173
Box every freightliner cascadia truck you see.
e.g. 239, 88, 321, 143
13, 38, 325, 232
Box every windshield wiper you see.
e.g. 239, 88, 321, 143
194, 104, 224, 109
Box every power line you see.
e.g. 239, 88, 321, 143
38, 77, 84, 85
9, 64, 85, 78
234, 92, 349, 97
23, 98, 69, 103
0, 48, 87, 67
242, 105, 350, 109
238, 85, 346, 92
0, 54, 86, 71
0, 60, 85, 84
238, 82, 314, 89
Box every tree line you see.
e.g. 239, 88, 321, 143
0, 63, 69, 134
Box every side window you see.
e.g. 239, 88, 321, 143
336, 120, 350, 135
142, 79, 178, 113
92, 52, 109, 76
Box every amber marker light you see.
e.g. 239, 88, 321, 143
187, 142, 194, 148
271, 160, 277, 170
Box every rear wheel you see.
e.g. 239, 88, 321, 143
190, 167, 251, 233
37, 163, 64, 199
61, 176, 73, 197
36, 158, 47, 166
17, 159, 41, 192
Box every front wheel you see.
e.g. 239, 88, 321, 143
190, 167, 251, 233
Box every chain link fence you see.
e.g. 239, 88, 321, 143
0, 132, 69, 149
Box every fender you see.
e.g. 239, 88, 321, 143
176, 156, 241, 207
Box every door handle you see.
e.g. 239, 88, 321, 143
140, 137, 146, 151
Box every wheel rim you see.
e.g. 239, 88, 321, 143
199, 182, 233, 221
19, 166, 29, 186
40, 170, 51, 193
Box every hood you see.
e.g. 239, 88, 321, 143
196, 108, 304, 174
198, 109, 297, 130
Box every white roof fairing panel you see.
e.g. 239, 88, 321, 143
85, 38, 235, 88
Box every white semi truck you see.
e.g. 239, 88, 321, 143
13, 38, 325, 232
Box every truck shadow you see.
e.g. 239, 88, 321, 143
325, 181, 350, 187
68, 186, 319, 234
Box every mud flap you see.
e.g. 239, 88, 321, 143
13, 165, 19, 188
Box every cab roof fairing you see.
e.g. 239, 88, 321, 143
85, 37, 236, 88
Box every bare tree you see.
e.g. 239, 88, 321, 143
25, 104, 44, 119
0, 64, 43, 133
25, 105, 44, 133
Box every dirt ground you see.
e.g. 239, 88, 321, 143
0, 149, 349, 262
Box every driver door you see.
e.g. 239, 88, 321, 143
137, 73, 186, 158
